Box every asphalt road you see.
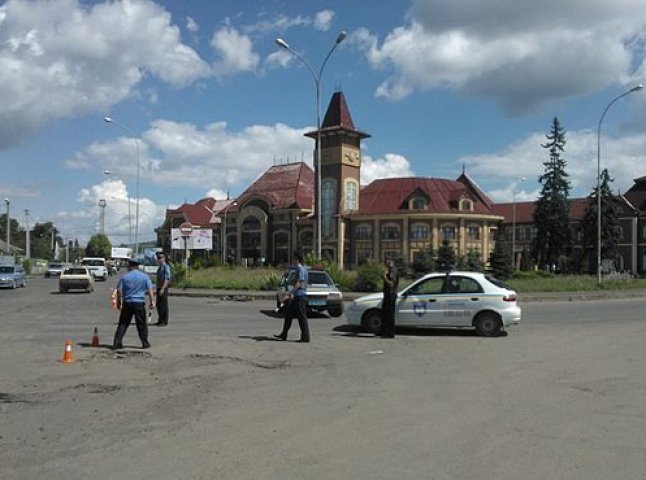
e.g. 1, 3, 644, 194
2, 277, 646, 480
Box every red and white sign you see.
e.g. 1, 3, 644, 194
179, 222, 194, 236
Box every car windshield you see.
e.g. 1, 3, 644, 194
82, 260, 104, 266
65, 268, 88, 275
48, 263, 63, 269
0, 266, 15, 273
308, 271, 333, 286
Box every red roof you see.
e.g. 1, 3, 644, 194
305, 91, 370, 139
356, 176, 497, 215
235, 162, 314, 210
493, 197, 591, 223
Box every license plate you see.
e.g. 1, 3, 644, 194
308, 300, 326, 306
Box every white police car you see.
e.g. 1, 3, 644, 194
344, 271, 521, 336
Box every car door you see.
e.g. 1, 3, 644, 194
396, 275, 447, 326
437, 275, 484, 326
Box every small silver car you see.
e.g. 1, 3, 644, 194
345, 271, 521, 336
0, 265, 27, 289
276, 268, 344, 317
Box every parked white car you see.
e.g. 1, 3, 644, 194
345, 271, 521, 337
81, 257, 108, 281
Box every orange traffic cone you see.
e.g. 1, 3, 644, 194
91, 327, 100, 347
61, 340, 75, 363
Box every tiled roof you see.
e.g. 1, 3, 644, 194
236, 162, 314, 210
355, 176, 498, 215
493, 197, 592, 223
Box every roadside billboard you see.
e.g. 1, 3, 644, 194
110, 247, 133, 259
170, 228, 213, 250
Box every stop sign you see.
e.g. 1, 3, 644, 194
179, 222, 194, 236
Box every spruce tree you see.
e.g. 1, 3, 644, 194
489, 233, 513, 279
437, 240, 456, 271
579, 169, 620, 273
532, 117, 571, 269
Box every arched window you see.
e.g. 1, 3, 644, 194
381, 222, 400, 240
241, 216, 261, 258
356, 223, 372, 240
459, 198, 473, 211
411, 197, 427, 210
345, 180, 358, 211
322, 179, 337, 238
441, 224, 457, 241
467, 225, 480, 241
410, 222, 429, 240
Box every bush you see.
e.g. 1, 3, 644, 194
353, 261, 383, 292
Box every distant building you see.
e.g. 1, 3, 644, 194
157, 92, 503, 268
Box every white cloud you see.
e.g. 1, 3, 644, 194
186, 16, 199, 33
243, 14, 310, 35
0, 0, 211, 150
313, 10, 335, 31
360, 153, 415, 186
211, 25, 260, 77
358, 0, 646, 113
459, 128, 646, 202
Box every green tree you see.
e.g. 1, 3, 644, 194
532, 117, 571, 269
31, 221, 61, 260
489, 234, 513, 279
0, 214, 23, 251
465, 249, 483, 271
437, 240, 456, 270
579, 168, 621, 273
85, 233, 112, 258
411, 250, 435, 277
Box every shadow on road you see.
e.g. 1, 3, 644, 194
332, 324, 508, 338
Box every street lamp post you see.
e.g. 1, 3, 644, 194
275, 31, 346, 260
222, 201, 237, 264
24, 209, 30, 260
596, 84, 643, 285
3, 198, 9, 254
104, 117, 141, 255
104, 170, 133, 245
511, 177, 526, 269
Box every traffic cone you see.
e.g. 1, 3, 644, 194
91, 327, 100, 347
61, 340, 75, 364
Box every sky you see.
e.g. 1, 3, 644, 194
1, 0, 646, 247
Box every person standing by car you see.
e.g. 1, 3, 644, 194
380, 255, 399, 338
113, 258, 155, 349
154, 251, 171, 327
275, 251, 310, 342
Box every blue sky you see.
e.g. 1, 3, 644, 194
1, 0, 645, 246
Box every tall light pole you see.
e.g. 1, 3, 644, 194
511, 177, 526, 269
596, 84, 643, 285
104, 170, 133, 244
24, 209, 30, 260
275, 31, 346, 259
4, 198, 9, 254
222, 201, 237, 264
104, 117, 141, 255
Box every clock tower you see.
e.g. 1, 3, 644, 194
305, 91, 370, 267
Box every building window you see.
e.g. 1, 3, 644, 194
411, 197, 427, 210
241, 216, 261, 258
459, 198, 473, 211
410, 223, 430, 240
356, 224, 372, 240
357, 249, 373, 264
441, 224, 457, 241
322, 179, 337, 238
345, 180, 358, 211
381, 223, 400, 240
274, 231, 289, 265
467, 226, 480, 241
618, 226, 624, 240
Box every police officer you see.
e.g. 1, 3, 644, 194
113, 257, 155, 349
274, 251, 310, 342
154, 251, 171, 326
380, 255, 399, 338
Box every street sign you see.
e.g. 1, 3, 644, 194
179, 222, 194, 236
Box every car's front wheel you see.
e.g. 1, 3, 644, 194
362, 310, 382, 334
474, 312, 502, 337
328, 306, 344, 318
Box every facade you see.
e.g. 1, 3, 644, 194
157, 92, 503, 268
495, 180, 646, 274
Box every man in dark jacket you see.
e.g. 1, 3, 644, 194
380, 256, 399, 338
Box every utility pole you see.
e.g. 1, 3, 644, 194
24, 210, 31, 260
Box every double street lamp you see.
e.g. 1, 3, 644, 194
275, 31, 346, 259
104, 116, 141, 255
596, 84, 643, 284
511, 177, 526, 269
4, 198, 9, 254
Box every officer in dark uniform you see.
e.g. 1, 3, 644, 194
274, 251, 310, 342
154, 251, 171, 326
113, 258, 155, 349
380, 255, 399, 338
